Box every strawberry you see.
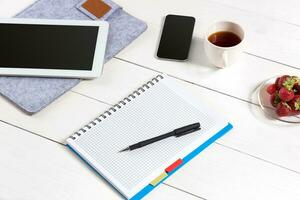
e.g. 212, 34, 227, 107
288, 95, 300, 112
266, 84, 277, 95
276, 102, 291, 117
279, 87, 295, 101
293, 83, 300, 95
282, 76, 300, 91
270, 92, 281, 107
292, 110, 300, 115
275, 77, 280, 89
276, 75, 290, 89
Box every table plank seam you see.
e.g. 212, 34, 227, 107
0, 119, 64, 146
115, 31, 300, 73
113, 56, 162, 73
115, 48, 300, 73
162, 183, 207, 200
215, 142, 300, 175
113, 56, 259, 106
243, 52, 300, 71
208, 0, 300, 28
70, 90, 113, 106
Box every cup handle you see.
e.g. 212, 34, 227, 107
222, 51, 228, 68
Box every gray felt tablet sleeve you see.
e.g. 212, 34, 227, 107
0, 0, 147, 114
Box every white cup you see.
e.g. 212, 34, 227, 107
204, 21, 245, 68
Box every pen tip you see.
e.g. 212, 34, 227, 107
119, 147, 130, 152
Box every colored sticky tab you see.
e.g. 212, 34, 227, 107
150, 172, 168, 186
165, 159, 183, 173
82, 0, 111, 19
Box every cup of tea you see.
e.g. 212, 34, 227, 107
204, 21, 244, 68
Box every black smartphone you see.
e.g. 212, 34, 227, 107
157, 14, 195, 61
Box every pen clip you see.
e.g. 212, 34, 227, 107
175, 127, 201, 137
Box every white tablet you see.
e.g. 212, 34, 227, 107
0, 18, 109, 79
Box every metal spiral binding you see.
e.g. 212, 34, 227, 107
68, 74, 164, 140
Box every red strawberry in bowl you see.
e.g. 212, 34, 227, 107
265, 75, 300, 118
278, 87, 295, 102
293, 84, 300, 95
267, 84, 277, 95
270, 92, 281, 107
288, 95, 300, 115
282, 76, 299, 91
275, 77, 280, 89
276, 102, 291, 117
276, 75, 290, 89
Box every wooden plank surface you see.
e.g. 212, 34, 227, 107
74, 59, 300, 173
210, 0, 300, 26
1, 58, 300, 175
166, 142, 300, 200
0, 59, 154, 143
0, 122, 122, 200
0, 90, 110, 143
0, 122, 201, 200
114, 0, 300, 68
2, 120, 300, 200
1, 0, 300, 199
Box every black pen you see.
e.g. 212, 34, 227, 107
119, 122, 201, 152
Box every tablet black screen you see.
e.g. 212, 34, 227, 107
0, 24, 99, 70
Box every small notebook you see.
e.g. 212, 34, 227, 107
66, 74, 233, 200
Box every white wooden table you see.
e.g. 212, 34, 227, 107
1, 0, 300, 199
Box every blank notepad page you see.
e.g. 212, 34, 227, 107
67, 75, 227, 196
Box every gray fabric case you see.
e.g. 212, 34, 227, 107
0, 0, 147, 114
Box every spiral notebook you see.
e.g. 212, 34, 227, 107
66, 74, 233, 200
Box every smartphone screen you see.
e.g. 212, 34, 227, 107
157, 15, 195, 60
